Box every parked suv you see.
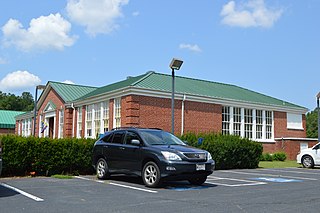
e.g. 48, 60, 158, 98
92, 128, 215, 187
297, 142, 320, 168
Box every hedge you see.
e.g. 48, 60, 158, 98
0, 135, 95, 177
260, 152, 287, 161
180, 132, 263, 170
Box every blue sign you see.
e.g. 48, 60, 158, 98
251, 177, 302, 183
198, 137, 204, 145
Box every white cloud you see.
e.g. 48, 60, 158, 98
66, 0, 129, 36
132, 11, 140, 17
0, 71, 41, 91
62, 80, 75, 84
179, 43, 202, 53
220, 0, 283, 28
1, 13, 77, 52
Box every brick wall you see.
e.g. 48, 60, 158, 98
0, 128, 15, 135
274, 111, 306, 138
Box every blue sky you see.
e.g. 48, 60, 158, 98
0, 0, 319, 111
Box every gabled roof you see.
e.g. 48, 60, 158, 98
0, 110, 25, 128
48, 81, 97, 103
75, 71, 306, 112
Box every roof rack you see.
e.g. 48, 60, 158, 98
111, 127, 163, 131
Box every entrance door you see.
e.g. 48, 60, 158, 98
49, 117, 54, 138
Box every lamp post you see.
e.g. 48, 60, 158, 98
317, 92, 320, 142
169, 58, 183, 134
33, 85, 46, 136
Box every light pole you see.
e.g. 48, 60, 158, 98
169, 58, 183, 134
33, 85, 46, 136
317, 92, 320, 142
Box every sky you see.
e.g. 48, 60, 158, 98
0, 0, 319, 111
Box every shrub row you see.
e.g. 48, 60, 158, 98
0, 135, 95, 177
260, 152, 287, 161
180, 132, 263, 170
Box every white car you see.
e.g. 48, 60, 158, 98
297, 142, 320, 168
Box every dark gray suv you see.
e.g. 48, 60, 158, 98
92, 128, 215, 188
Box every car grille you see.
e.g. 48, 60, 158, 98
183, 152, 206, 161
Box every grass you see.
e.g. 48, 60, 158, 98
258, 160, 302, 169
51, 174, 74, 179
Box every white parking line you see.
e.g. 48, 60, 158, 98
260, 168, 320, 175
0, 183, 44, 202
218, 170, 318, 181
206, 176, 267, 187
74, 176, 158, 194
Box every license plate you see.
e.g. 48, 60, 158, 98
196, 164, 205, 171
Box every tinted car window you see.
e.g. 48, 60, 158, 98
112, 132, 125, 144
140, 130, 185, 145
125, 131, 141, 145
102, 133, 113, 142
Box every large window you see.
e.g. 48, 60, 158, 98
114, 98, 121, 128
222, 106, 230, 135
102, 101, 109, 132
222, 107, 274, 141
86, 105, 93, 138
77, 107, 82, 138
287, 113, 303, 130
233, 107, 241, 136
58, 110, 64, 138
94, 103, 101, 137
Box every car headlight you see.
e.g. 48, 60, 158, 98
161, 151, 182, 161
207, 152, 212, 161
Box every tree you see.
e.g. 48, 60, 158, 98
306, 109, 318, 138
0, 91, 34, 111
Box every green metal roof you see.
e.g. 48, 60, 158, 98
76, 71, 306, 111
0, 110, 25, 128
48, 81, 97, 103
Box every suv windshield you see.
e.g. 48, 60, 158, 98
140, 130, 186, 146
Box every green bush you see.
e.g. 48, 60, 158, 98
180, 132, 263, 170
0, 135, 95, 177
261, 153, 273, 161
272, 152, 287, 161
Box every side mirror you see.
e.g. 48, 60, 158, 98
131, 139, 140, 146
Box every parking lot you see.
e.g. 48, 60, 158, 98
1, 167, 320, 213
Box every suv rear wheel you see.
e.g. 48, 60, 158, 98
142, 161, 161, 188
96, 158, 110, 179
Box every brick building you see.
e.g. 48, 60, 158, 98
15, 71, 314, 159
0, 110, 24, 135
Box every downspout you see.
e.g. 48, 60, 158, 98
71, 103, 75, 138
181, 94, 186, 135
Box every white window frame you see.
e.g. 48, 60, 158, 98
113, 98, 121, 129
102, 101, 109, 132
85, 105, 93, 138
58, 110, 64, 139
222, 106, 230, 135
287, 113, 303, 130
77, 107, 83, 138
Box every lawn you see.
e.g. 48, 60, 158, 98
258, 160, 302, 169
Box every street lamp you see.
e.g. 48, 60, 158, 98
33, 85, 46, 136
317, 92, 320, 142
169, 58, 183, 134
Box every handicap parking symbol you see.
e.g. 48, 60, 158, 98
251, 177, 302, 183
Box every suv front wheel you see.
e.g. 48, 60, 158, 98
96, 158, 110, 179
142, 161, 161, 188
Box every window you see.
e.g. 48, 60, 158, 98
77, 107, 82, 138
112, 131, 125, 144
58, 110, 64, 138
222, 106, 230, 135
86, 105, 93, 138
102, 101, 109, 132
233, 107, 241, 136
244, 109, 253, 139
125, 131, 141, 145
27, 119, 32, 136
94, 103, 101, 137
287, 113, 303, 130
114, 98, 121, 128
266, 111, 273, 139
256, 110, 263, 139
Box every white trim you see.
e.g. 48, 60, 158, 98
275, 137, 318, 141
74, 86, 307, 114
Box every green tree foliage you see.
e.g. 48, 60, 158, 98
306, 109, 318, 138
0, 91, 34, 111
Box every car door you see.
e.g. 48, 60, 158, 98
103, 130, 126, 170
312, 144, 320, 165
121, 131, 143, 174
